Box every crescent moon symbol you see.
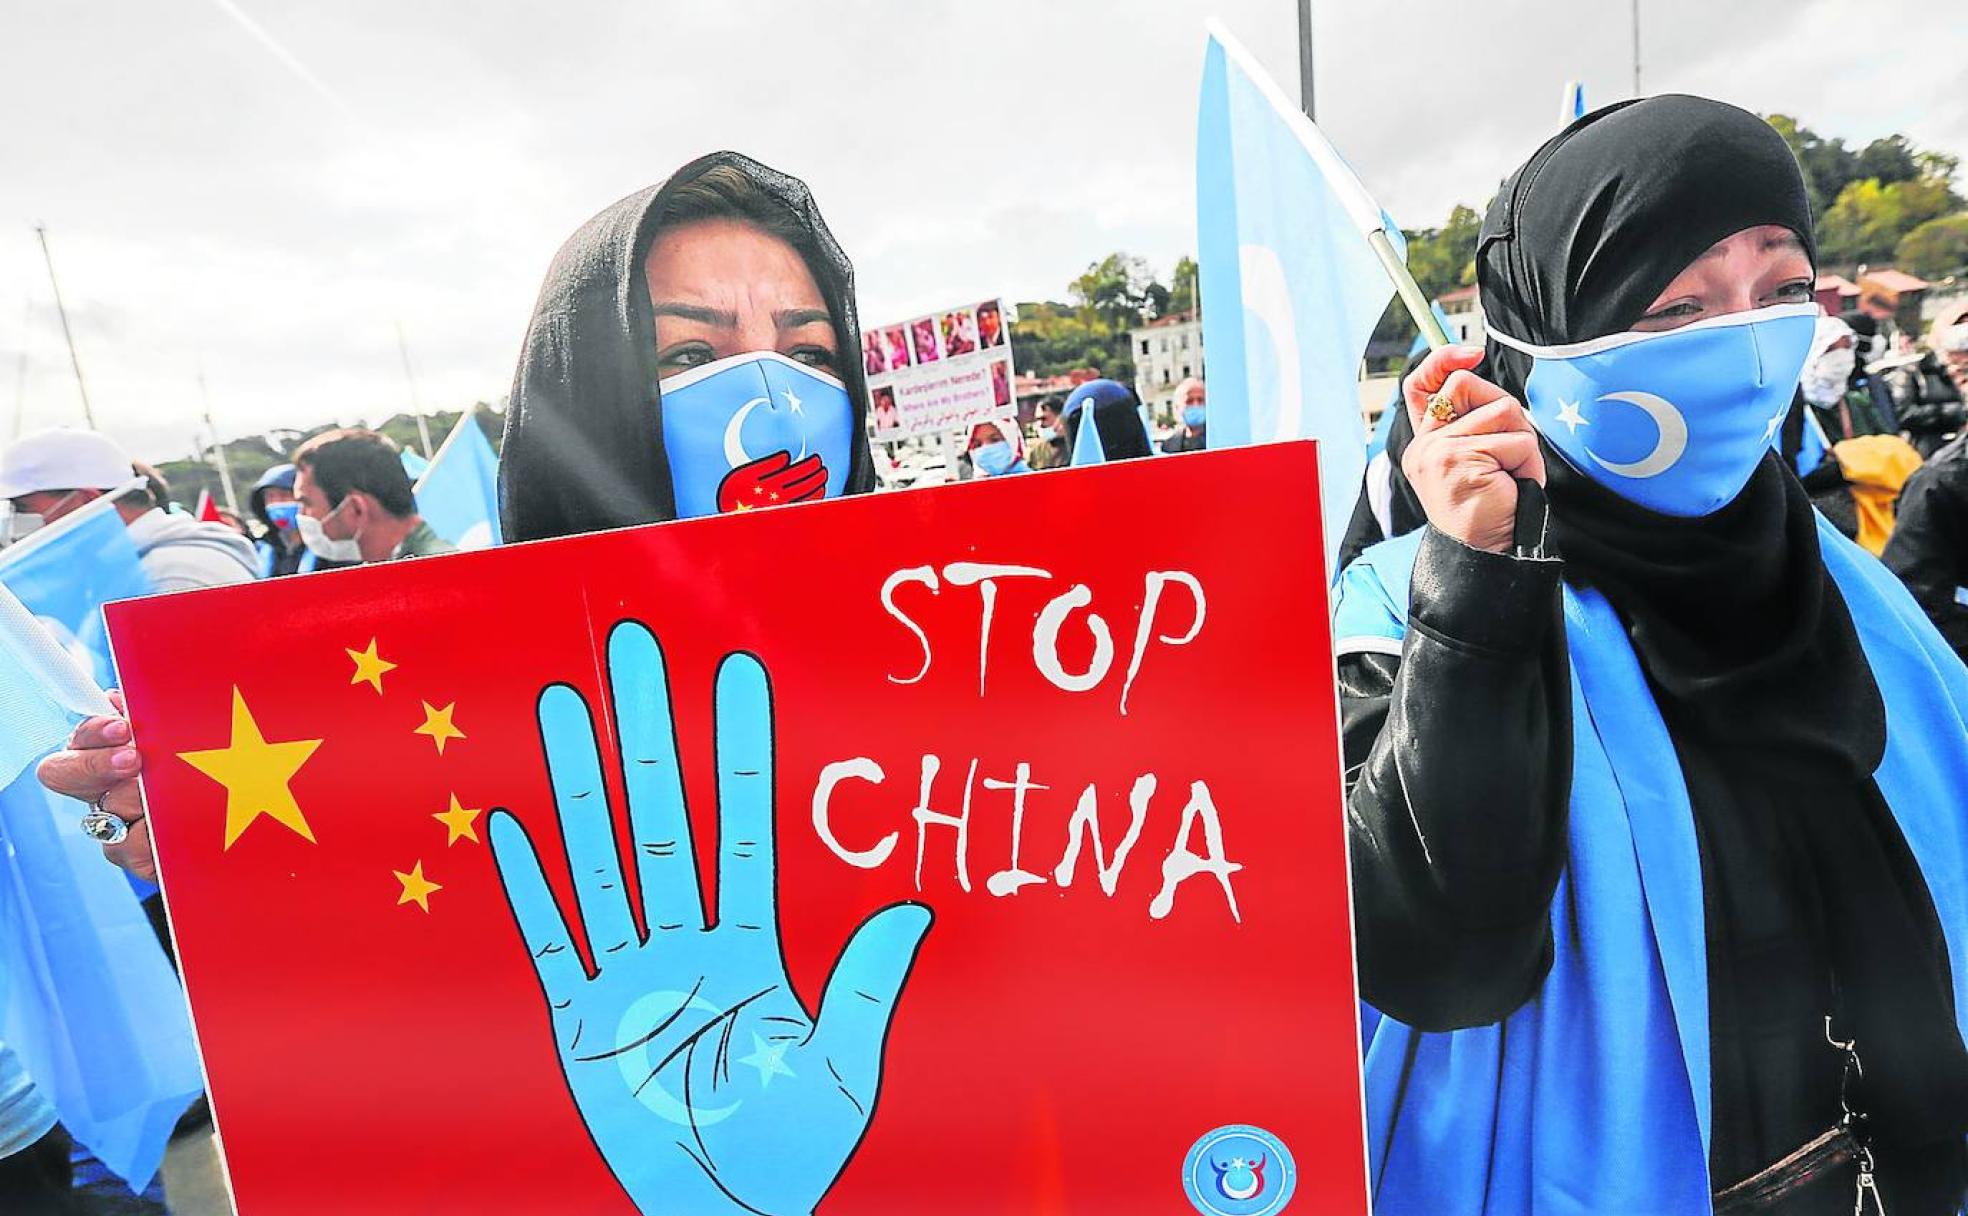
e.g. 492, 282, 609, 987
722, 396, 772, 468
613, 990, 741, 1127
1587, 391, 1688, 479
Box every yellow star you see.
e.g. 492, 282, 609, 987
178, 688, 324, 849
347, 638, 397, 694
731, 502, 754, 513
414, 701, 465, 755
433, 794, 483, 845
393, 861, 442, 912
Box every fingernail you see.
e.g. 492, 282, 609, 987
111, 748, 140, 773
103, 719, 130, 743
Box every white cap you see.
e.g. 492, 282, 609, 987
0, 428, 135, 499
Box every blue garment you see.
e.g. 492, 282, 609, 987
0, 1038, 55, 1159
1332, 521, 1968, 1213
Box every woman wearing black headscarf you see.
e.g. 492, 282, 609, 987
1333, 97, 1968, 1214
500, 151, 876, 541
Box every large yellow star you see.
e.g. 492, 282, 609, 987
432, 793, 482, 845
414, 701, 465, 755
347, 639, 397, 694
178, 688, 324, 849
393, 861, 442, 912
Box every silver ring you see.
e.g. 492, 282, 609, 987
81, 801, 131, 846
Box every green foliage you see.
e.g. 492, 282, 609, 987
1012, 250, 1193, 381
1167, 256, 1199, 316
1820, 175, 1963, 265
1897, 213, 1968, 280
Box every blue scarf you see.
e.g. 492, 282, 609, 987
1332, 520, 1968, 1214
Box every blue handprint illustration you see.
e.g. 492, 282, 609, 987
488, 622, 933, 1215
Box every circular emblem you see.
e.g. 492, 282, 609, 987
1181, 1123, 1297, 1216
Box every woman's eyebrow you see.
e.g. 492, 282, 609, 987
651, 301, 736, 327
774, 307, 832, 329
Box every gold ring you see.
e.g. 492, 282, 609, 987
1425, 392, 1458, 424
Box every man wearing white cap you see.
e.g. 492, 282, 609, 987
0, 429, 256, 592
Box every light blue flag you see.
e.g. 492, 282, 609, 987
1198, 23, 1405, 571
0, 496, 154, 688
1563, 80, 1588, 125
0, 584, 202, 1190
415, 413, 503, 550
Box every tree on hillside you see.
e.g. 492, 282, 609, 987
1897, 213, 1968, 280
1820, 175, 1963, 265
1167, 256, 1199, 316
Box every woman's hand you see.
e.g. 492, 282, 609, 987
1400, 345, 1547, 554
37, 691, 156, 881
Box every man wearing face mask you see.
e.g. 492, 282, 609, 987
291, 430, 453, 564
248, 463, 351, 578
1025, 396, 1069, 470
0, 429, 257, 592
1160, 377, 1208, 454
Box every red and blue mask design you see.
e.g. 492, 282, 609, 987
657, 351, 855, 519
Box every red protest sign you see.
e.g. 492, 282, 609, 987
107, 442, 1365, 1215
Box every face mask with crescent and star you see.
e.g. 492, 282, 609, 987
657, 350, 855, 519
1490, 302, 1817, 517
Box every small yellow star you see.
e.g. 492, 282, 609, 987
731, 502, 754, 513
347, 638, 397, 694
178, 688, 323, 849
394, 861, 442, 912
433, 794, 483, 845
414, 701, 465, 754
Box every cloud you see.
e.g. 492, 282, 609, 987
1, 0, 1961, 459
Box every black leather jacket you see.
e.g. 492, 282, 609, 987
1339, 524, 1573, 1031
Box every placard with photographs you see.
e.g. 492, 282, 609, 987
863, 297, 1014, 440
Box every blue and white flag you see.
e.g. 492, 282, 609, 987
0, 584, 201, 1190
1197, 23, 1405, 571
414, 413, 503, 550
1563, 80, 1588, 125
0, 493, 154, 688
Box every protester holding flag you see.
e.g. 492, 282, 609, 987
0, 431, 256, 593
1333, 96, 1967, 1213
499, 151, 874, 539
291, 429, 454, 563
1060, 379, 1153, 466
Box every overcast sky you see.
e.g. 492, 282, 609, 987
3, 0, 1964, 461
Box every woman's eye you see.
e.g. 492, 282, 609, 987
657, 344, 715, 373
1641, 300, 1702, 324
1770, 280, 1813, 302
789, 345, 838, 371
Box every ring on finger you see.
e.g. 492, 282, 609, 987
1425, 391, 1458, 424
80, 796, 140, 846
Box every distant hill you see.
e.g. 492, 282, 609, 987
156, 406, 504, 514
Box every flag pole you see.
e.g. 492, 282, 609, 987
33, 225, 96, 430
196, 360, 241, 513
395, 321, 434, 458
1367, 231, 1451, 351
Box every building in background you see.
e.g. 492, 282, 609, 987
1435, 285, 1486, 346
1130, 310, 1204, 417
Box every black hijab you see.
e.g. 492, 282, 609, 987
1474, 96, 1877, 764
1063, 383, 1155, 463
1479, 97, 1968, 1198
499, 152, 875, 543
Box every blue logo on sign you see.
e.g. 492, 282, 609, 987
1182, 1124, 1297, 1215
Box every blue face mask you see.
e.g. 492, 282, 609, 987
657, 351, 855, 519
1490, 303, 1817, 517
266, 501, 300, 531
972, 440, 1018, 477
1182, 405, 1206, 429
